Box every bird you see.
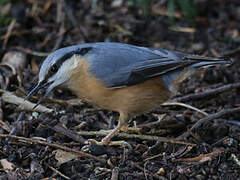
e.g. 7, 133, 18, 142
25, 42, 231, 145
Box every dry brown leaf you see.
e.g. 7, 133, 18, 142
54, 149, 82, 166
2, 51, 27, 70
31, 58, 39, 73
0, 159, 14, 170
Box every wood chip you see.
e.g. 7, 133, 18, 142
2, 91, 53, 113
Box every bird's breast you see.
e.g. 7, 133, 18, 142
67, 60, 171, 116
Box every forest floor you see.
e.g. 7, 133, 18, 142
0, 1, 240, 179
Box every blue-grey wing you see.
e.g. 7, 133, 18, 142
87, 43, 190, 88
87, 42, 225, 89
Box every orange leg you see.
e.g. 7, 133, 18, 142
101, 118, 127, 145
85, 113, 132, 148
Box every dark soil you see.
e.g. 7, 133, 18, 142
0, 1, 240, 179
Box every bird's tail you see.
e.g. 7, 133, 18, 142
162, 55, 232, 94
186, 55, 232, 68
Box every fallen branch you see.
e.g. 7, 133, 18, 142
77, 130, 196, 146
175, 149, 223, 162
223, 46, 240, 57
190, 107, 240, 130
13, 46, 49, 57
173, 82, 240, 102
0, 134, 106, 164
1, 91, 53, 113
48, 165, 70, 180
162, 102, 208, 116
2, 19, 16, 49
131, 161, 162, 180
178, 107, 240, 140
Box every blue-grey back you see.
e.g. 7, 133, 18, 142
86, 42, 183, 88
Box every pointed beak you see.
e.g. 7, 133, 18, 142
25, 81, 51, 109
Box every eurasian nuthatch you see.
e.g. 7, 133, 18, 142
25, 42, 231, 145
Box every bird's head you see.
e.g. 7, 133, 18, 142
25, 45, 92, 107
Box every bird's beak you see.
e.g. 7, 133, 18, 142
25, 81, 52, 109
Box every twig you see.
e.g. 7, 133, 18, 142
0, 134, 106, 164
178, 107, 240, 140
52, 23, 65, 51
61, 0, 87, 40
0, 119, 10, 132
131, 161, 162, 180
152, 6, 181, 18
1, 91, 53, 113
2, 19, 16, 49
51, 124, 86, 144
48, 165, 70, 180
77, 130, 196, 146
13, 46, 49, 57
6, 112, 25, 143
190, 107, 240, 130
223, 46, 240, 57
0, 29, 44, 40
138, 114, 167, 128
144, 161, 149, 180
169, 26, 196, 33
52, 0, 65, 51
162, 102, 208, 116
175, 149, 223, 162
0, 98, 10, 132
173, 82, 240, 102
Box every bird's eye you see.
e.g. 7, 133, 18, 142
50, 64, 58, 73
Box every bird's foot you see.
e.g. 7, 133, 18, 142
82, 139, 132, 153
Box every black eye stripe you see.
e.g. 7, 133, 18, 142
50, 64, 58, 73
77, 47, 92, 56
43, 47, 92, 82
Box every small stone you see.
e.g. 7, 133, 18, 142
157, 167, 165, 175
32, 112, 39, 119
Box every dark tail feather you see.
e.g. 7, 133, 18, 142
187, 56, 232, 68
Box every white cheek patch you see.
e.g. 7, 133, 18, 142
48, 55, 80, 83
62, 55, 79, 71
73, 54, 79, 69
46, 55, 85, 89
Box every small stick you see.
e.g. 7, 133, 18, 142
162, 102, 208, 116
48, 165, 70, 180
173, 82, 240, 103
77, 130, 196, 146
13, 46, 49, 57
2, 19, 16, 49
175, 149, 223, 162
223, 46, 240, 56
178, 107, 240, 140
0, 134, 106, 164
190, 107, 240, 130
131, 161, 162, 180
